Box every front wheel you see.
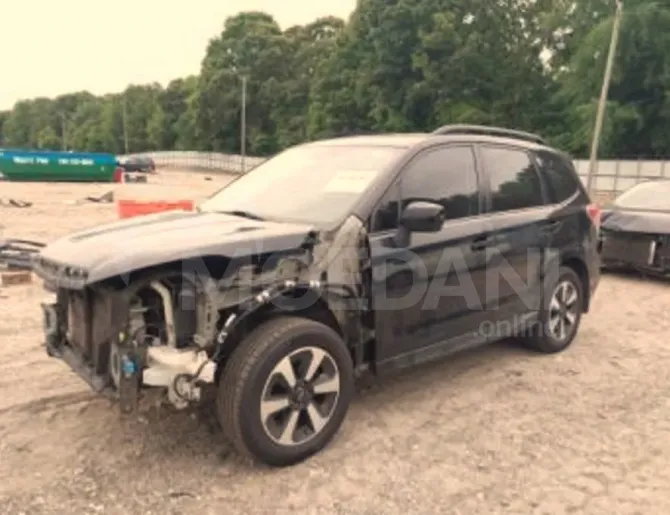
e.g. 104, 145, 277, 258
217, 317, 354, 467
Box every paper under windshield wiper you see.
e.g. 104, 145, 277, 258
219, 210, 266, 221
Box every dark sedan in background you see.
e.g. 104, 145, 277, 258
118, 155, 156, 173
600, 179, 670, 275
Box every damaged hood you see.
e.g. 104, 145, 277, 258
601, 208, 670, 234
35, 210, 317, 284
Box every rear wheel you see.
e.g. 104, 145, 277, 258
522, 266, 584, 353
217, 317, 354, 467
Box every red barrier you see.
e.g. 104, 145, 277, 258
116, 199, 194, 219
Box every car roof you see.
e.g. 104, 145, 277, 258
307, 132, 556, 153
309, 134, 428, 147
619, 178, 670, 194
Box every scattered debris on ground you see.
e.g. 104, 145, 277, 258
0, 269, 33, 287
83, 190, 115, 204
0, 198, 33, 208
0, 236, 45, 271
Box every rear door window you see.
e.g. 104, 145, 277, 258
479, 146, 545, 213
533, 151, 582, 204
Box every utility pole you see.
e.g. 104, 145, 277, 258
122, 96, 130, 154
240, 75, 247, 173
586, 0, 624, 194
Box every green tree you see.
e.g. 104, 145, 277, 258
196, 12, 292, 155
121, 84, 163, 152
308, 0, 554, 138
1, 2, 668, 160
271, 17, 345, 147
557, 0, 670, 157
2, 100, 37, 148
0, 111, 10, 146
149, 76, 197, 149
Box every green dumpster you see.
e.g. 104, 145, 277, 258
0, 149, 121, 182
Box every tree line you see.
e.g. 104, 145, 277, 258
1, 0, 668, 159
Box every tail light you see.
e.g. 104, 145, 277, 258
113, 166, 125, 183
586, 203, 601, 231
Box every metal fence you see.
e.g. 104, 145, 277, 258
121, 151, 267, 175
573, 159, 670, 194
122, 151, 670, 195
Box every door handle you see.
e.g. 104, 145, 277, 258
471, 235, 493, 251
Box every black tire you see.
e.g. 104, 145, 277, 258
522, 266, 584, 354
217, 316, 354, 467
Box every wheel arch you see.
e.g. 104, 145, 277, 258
559, 255, 591, 313
213, 286, 351, 377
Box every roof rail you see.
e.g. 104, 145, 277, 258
431, 124, 546, 145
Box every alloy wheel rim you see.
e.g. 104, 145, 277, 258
548, 280, 579, 341
260, 346, 340, 447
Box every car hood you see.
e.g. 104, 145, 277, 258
36, 210, 317, 284
601, 208, 670, 234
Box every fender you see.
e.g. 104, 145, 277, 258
211, 280, 360, 361
542, 245, 591, 310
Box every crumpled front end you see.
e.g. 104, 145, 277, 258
600, 229, 670, 274
37, 214, 370, 414
599, 209, 670, 274
41, 277, 220, 413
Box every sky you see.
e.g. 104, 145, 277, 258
0, 0, 357, 110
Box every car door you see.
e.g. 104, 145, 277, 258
476, 144, 550, 334
532, 149, 590, 255
369, 144, 494, 365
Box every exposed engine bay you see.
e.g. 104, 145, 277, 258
115, 278, 216, 409
46, 275, 219, 412
40, 215, 369, 413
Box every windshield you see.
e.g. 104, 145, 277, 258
200, 144, 406, 224
614, 181, 670, 211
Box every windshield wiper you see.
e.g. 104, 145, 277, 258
219, 210, 266, 221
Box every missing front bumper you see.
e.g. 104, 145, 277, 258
41, 302, 217, 413
45, 335, 110, 394
600, 232, 670, 273
41, 302, 130, 407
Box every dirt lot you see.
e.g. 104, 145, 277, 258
1, 171, 669, 514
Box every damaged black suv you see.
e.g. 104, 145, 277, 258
35, 125, 601, 467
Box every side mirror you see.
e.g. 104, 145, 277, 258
399, 200, 445, 233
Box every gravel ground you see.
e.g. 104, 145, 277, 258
1, 171, 669, 514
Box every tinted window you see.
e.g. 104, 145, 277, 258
534, 151, 580, 203
481, 146, 544, 212
372, 146, 479, 231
